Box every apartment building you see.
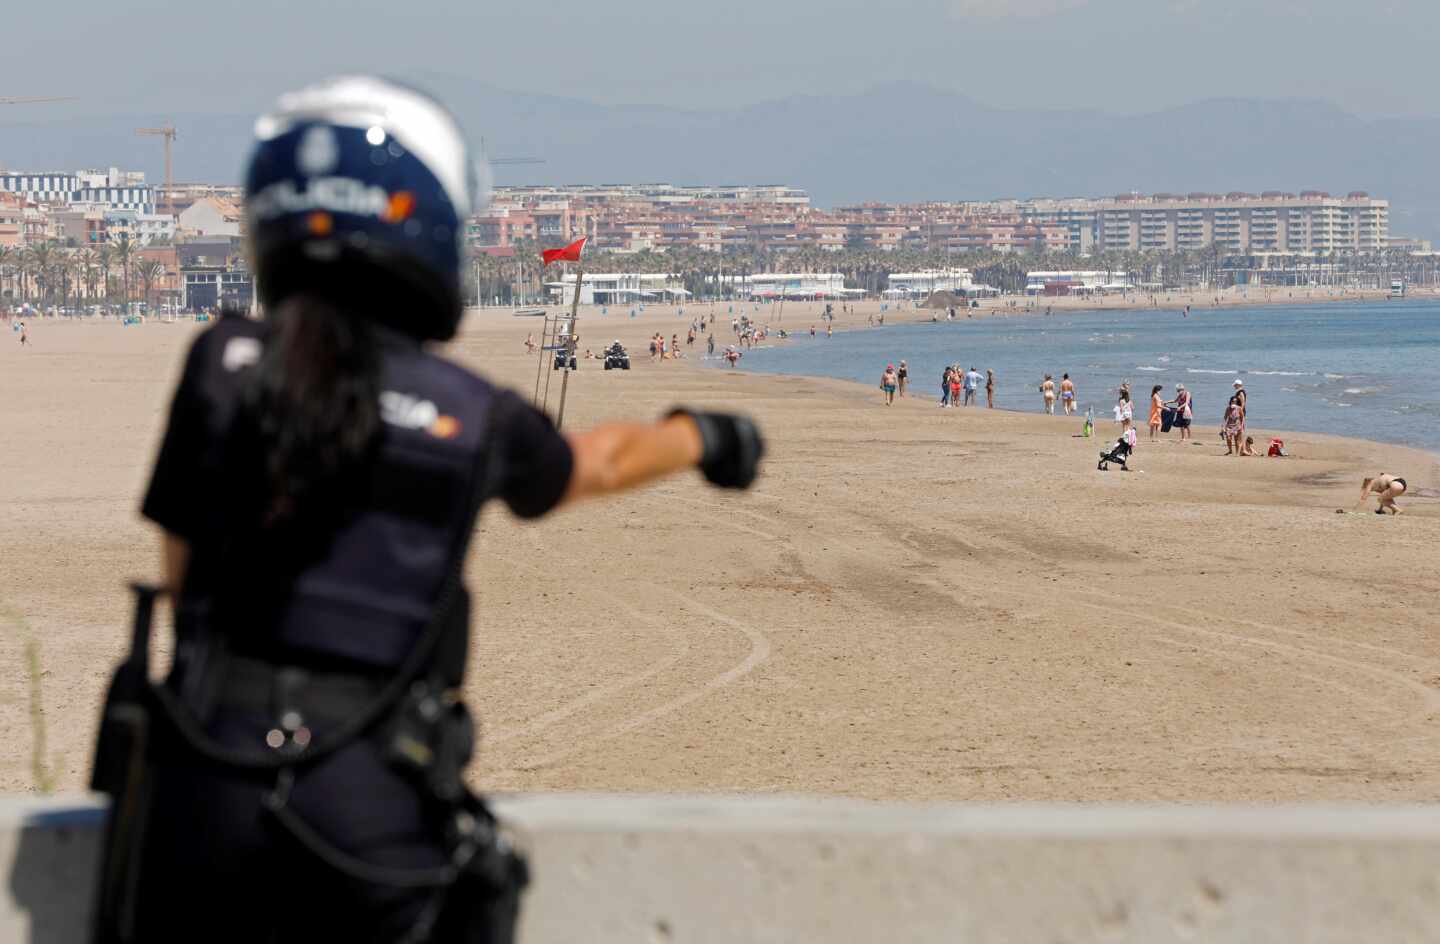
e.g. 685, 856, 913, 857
0, 167, 154, 214
0, 192, 23, 247
1089, 192, 1388, 253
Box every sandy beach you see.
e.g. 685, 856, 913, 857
2, 300, 1438, 804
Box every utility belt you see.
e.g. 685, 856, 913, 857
89, 582, 527, 944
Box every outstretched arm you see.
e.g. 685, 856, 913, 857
562, 415, 703, 504
562, 410, 762, 505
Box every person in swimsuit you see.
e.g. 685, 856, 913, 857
1232, 379, 1247, 441
949, 368, 962, 408
880, 363, 898, 405
1222, 396, 1243, 455
985, 369, 995, 409
523, 332, 536, 354
1148, 385, 1164, 441
1361, 474, 1408, 514
1059, 374, 1076, 415
1040, 374, 1056, 414
897, 360, 909, 397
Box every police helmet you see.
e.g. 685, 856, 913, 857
245, 76, 488, 340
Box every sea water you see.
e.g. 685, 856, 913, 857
712, 300, 1440, 451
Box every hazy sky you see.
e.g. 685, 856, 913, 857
6, 0, 1437, 118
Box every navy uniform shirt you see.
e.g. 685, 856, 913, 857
142, 314, 573, 668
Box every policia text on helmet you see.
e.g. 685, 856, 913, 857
89, 76, 764, 944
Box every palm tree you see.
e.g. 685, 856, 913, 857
134, 260, 164, 313
25, 242, 56, 311
113, 235, 136, 316
78, 249, 99, 305
0, 245, 13, 310
95, 244, 114, 308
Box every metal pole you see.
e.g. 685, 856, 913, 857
532, 314, 550, 409
555, 266, 583, 429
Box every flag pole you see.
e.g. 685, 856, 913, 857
555, 264, 583, 430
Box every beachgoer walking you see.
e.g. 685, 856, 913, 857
1040, 374, 1056, 414
963, 366, 982, 406
707, 335, 715, 355
1060, 374, 1076, 415
1114, 387, 1133, 425
880, 364, 898, 405
985, 369, 995, 408
1232, 379, 1247, 440
524, 332, 536, 354
18, 322, 29, 347
1148, 385, 1164, 441
897, 360, 909, 397
1222, 396, 1243, 455
1360, 474, 1408, 515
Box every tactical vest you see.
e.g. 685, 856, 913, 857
177, 316, 496, 674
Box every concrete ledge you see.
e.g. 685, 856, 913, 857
6, 794, 1440, 942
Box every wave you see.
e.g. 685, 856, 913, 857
1343, 387, 1383, 395
1323, 373, 1349, 380
1135, 366, 1167, 372
1248, 370, 1311, 376
1186, 369, 1239, 375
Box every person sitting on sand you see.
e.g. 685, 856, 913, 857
1238, 435, 1260, 456
880, 364, 898, 405
1361, 474, 1408, 515
1040, 374, 1056, 414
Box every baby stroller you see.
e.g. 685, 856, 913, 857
1097, 437, 1132, 471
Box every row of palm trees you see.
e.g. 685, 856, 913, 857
469, 240, 1440, 305
0, 237, 168, 314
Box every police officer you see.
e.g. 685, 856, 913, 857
101, 77, 763, 943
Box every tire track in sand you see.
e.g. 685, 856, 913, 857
501, 592, 770, 772
485, 591, 690, 746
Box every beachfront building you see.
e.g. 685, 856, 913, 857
1088, 192, 1389, 254
1025, 271, 1132, 295
730, 273, 859, 300
544, 272, 688, 306
885, 270, 974, 297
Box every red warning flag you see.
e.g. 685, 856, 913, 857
542, 237, 587, 266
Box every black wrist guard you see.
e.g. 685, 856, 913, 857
669, 409, 764, 489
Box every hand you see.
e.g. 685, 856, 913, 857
670, 409, 765, 489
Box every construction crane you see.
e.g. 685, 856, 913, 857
136, 126, 177, 215
0, 96, 78, 105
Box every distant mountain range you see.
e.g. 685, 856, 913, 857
5, 80, 1439, 241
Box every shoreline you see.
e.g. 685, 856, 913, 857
672, 298, 1440, 463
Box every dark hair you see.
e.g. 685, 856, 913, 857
242, 295, 382, 529
1151, 384, 1163, 396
